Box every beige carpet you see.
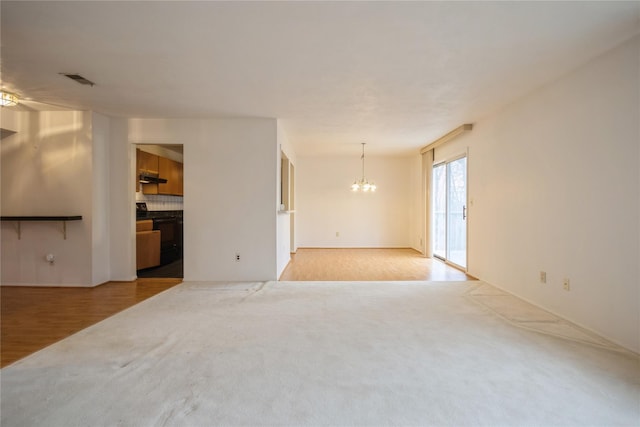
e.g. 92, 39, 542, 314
1, 281, 638, 426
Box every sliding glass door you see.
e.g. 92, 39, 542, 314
447, 157, 467, 267
433, 156, 467, 269
433, 163, 447, 259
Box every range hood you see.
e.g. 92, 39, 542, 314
139, 172, 167, 184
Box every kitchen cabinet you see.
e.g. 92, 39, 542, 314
158, 157, 183, 196
137, 149, 159, 194
136, 219, 160, 270
137, 149, 159, 174
136, 149, 183, 196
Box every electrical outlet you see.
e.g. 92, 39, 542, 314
540, 271, 546, 284
563, 278, 570, 291
336, 231, 340, 237
235, 253, 241, 262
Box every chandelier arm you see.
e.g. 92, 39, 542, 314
361, 143, 366, 180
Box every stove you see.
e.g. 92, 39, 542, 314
136, 202, 183, 265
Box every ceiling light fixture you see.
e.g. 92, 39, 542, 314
351, 143, 376, 192
0, 91, 18, 107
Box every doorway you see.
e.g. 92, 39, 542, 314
135, 144, 184, 279
433, 155, 467, 269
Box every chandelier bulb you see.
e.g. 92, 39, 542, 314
0, 91, 18, 107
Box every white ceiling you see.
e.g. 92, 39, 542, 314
1, 1, 638, 155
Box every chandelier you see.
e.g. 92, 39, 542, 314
351, 143, 376, 192
0, 91, 18, 107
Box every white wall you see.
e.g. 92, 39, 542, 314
407, 154, 423, 253
441, 35, 639, 351
297, 155, 413, 248
1, 108, 19, 133
108, 117, 136, 281
1, 111, 94, 286
2, 114, 283, 284
91, 112, 111, 285
128, 118, 278, 281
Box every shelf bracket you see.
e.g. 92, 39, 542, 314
10, 221, 66, 239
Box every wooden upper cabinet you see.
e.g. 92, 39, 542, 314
158, 157, 184, 196
137, 149, 159, 174
137, 149, 159, 194
174, 161, 184, 196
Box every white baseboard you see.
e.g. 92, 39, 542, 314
475, 276, 638, 355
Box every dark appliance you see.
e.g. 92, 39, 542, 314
136, 203, 183, 266
153, 216, 180, 265
138, 172, 167, 184
136, 202, 148, 217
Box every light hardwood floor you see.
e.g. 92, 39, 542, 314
279, 248, 475, 281
1, 278, 181, 367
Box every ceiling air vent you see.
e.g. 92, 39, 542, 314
61, 73, 95, 87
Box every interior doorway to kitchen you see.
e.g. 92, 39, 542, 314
281, 151, 295, 254
433, 155, 467, 270
135, 144, 184, 279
